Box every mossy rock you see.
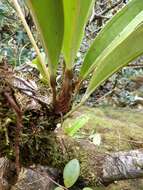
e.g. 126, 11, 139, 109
63, 106, 143, 190
63, 106, 143, 151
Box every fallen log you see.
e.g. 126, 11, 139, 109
0, 148, 143, 190
102, 149, 143, 185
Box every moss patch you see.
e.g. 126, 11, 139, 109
63, 106, 143, 190
63, 106, 143, 152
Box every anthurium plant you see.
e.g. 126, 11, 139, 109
13, 0, 143, 116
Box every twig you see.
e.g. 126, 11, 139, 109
1, 32, 16, 43
14, 86, 35, 94
4, 91, 23, 175
14, 85, 51, 107
29, 167, 69, 190
18, 43, 30, 65
0, 12, 17, 21
126, 63, 143, 68
14, 76, 36, 91
98, 0, 108, 6
90, 0, 123, 23
92, 14, 111, 21
101, 0, 123, 15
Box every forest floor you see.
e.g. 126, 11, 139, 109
0, 0, 143, 190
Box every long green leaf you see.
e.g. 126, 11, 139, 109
79, 0, 143, 79
26, 0, 64, 76
62, 0, 95, 69
81, 11, 143, 102
63, 115, 89, 137
13, 0, 50, 85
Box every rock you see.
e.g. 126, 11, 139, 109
11, 166, 58, 190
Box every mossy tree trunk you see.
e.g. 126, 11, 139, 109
1, 106, 143, 189
0, 133, 143, 189
1, 63, 143, 189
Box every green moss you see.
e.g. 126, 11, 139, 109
63, 106, 143, 189
63, 106, 143, 152
1, 102, 143, 189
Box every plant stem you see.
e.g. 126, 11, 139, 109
12, 0, 50, 86
50, 76, 57, 107
63, 102, 83, 119
73, 79, 82, 97
55, 69, 73, 114
4, 91, 23, 175
63, 92, 90, 119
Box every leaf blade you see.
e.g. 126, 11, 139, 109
26, 0, 64, 75
63, 159, 80, 188
62, 0, 95, 69
80, 0, 143, 79
82, 11, 143, 102
54, 187, 64, 190
63, 115, 89, 137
